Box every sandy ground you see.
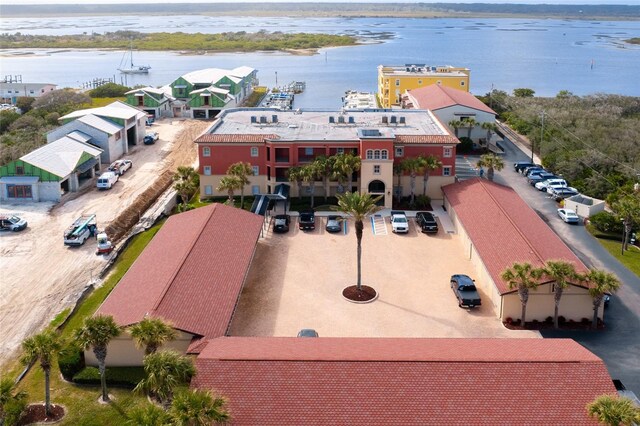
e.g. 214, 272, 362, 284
230, 215, 541, 339
0, 118, 207, 367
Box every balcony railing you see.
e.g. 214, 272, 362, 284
275, 157, 290, 163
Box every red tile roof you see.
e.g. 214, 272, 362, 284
195, 134, 278, 144
193, 337, 614, 425
96, 204, 263, 348
442, 178, 588, 294
395, 134, 459, 145
406, 84, 497, 115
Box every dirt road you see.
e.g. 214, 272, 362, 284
0, 119, 208, 367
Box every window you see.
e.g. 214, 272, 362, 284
373, 165, 380, 174
460, 81, 466, 87
203, 95, 210, 106
418, 80, 422, 85
366, 150, 373, 160
252, 185, 260, 195
395, 146, 404, 157
436, 80, 442, 85
29, 90, 34, 94
204, 185, 213, 196
443, 166, 451, 176
203, 147, 211, 157
381, 150, 388, 160
305, 147, 313, 156
204, 166, 211, 176
251, 147, 259, 157
16, 166, 24, 175
395, 79, 400, 86
374, 150, 381, 160
336, 147, 344, 154
252, 166, 259, 176
443, 147, 452, 158
7, 185, 32, 198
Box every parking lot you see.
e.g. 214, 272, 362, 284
229, 215, 540, 339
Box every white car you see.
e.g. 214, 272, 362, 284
535, 178, 567, 191
108, 159, 132, 176
557, 208, 580, 224
96, 171, 119, 189
390, 211, 409, 233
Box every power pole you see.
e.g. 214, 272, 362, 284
533, 111, 544, 163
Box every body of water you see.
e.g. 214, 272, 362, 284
1, 16, 639, 108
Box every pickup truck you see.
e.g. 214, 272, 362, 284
390, 210, 409, 233
298, 210, 315, 231
450, 274, 482, 308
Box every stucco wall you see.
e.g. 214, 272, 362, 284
433, 107, 495, 141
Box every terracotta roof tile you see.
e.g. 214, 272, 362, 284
406, 84, 497, 115
195, 134, 278, 144
193, 337, 613, 425
442, 179, 588, 294
395, 134, 459, 144
96, 204, 263, 345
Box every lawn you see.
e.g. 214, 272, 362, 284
587, 225, 640, 277
3, 221, 165, 425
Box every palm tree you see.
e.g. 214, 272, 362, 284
481, 121, 497, 146
586, 394, 640, 426
74, 315, 121, 402
135, 350, 195, 409
312, 155, 335, 202
334, 192, 382, 291
300, 164, 317, 209
173, 166, 199, 205
393, 163, 403, 201
500, 262, 542, 326
476, 153, 505, 181
612, 195, 640, 253
541, 260, 580, 329
129, 317, 177, 356
227, 162, 254, 209
448, 119, 462, 138
420, 154, 443, 197
287, 166, 304, 201
462, 118, 478, 139
401, 157, 426, 207
582, 269, 622, 329
332, 153, 361, 194
126, 404, 172, 426
171, 389, 230, 425
216, 176, 242, 205
21, 330, 61, 417
1, 376, 27, 426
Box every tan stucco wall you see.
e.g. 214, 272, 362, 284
84, 330, 194, 367
361, 160, 393, 208
200, 175, 267, 198
398, 175, 454, 201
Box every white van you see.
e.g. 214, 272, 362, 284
96, 171, 119, 189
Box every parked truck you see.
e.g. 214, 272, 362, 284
64, 214, 97, 246
390, 210, 409, 233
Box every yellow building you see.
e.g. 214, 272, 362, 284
377, 64, 470, 108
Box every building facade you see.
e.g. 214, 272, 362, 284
196, 108, 459, 208
377, 65, 470, 108
0, 82, 57, 104
124, 86, 175, 119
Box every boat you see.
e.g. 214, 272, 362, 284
118, 42, 151, 74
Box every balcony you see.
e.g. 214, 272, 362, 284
274, 148, 290, 163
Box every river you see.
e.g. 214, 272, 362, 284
1, 15, 639, 107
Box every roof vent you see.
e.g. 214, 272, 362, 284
381, 116, 388, 124
272, 114, 278, 123
390, 115, 397, 124
399, 116, 406, 124
329, 116, 335, 123
250, 116, 257, 123
260, 116, 267, 124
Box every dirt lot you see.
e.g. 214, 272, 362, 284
0, 118, 208, 367
229, 216, 541, 339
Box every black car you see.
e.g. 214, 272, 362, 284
273, 215, 290, 233
325, 215, 342, 233
450, 274, 482, 308
528, 172, 556, 185
415, 211, 438, 234
523, 166, 545, 177
299, 210, 315, 230
514, 161, 537, 172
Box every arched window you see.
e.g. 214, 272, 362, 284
381, 150, 388, 159
366, 150, 373, 160
374, 150, 381, 160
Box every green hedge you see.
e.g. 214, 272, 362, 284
58, 345, 84, 381
72, 366, 146, 388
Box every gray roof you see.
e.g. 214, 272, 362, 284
67, 130, 92, 143
21, 136, 102, 178
0, 176, 40, 184
77, 114, 122, 135
61, 101, 146, 121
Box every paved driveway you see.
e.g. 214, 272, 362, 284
493, 137, 640, 393
229, 216, 539, 340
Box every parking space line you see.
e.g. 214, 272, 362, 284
372, 214, 388, 236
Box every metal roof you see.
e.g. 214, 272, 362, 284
77, 114, 122, 135
20, 136, 102, 178
61, 101, 146, 121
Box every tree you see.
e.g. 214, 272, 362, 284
173, 166, 199, 206
393, 163, 403, 201
15, 96, 35, 113
334, 192, 382, 291
312, 155, 335, 201
419, 154, 442, 197
500, 262, 542, 326
129, 317, 177, 356
74, 315, 121, 402
31, 88, 90, 115
476, 153, 505, 181
88, 82, 130, 98
300, 164, 318, 208
401, 156, 426, 207
0, 377, 27, 426
612, 194, 640, 253
461, 117, 477, 139
481, 121, 497, 145
216, 175, 242, 205
227, 161, 254, 209
448, 119, 462, 138
134, 350, 195, 409
586, 394, 640, 426
287, 166, 304, 201
583, 269, 622, 329
126, 404, 171, 426
513, 88, 535, 98
21, 330, 61, 417
0, 110, 20, 133
171, 389, 230, 425
331, 153, 361, 194
541, 260, 580, 329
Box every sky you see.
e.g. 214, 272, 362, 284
8, 0, 640, 5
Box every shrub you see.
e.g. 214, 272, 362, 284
505, 317, 513, 325
415, 195, 431, 209
72, 366, 146, 388
558, 316, 567, 325
590, 211, 624, 234
3, 397, 27, 426
581, 318, 590, 324
58, 344, 84, 381
457, 136, 474, 153
544, 316, 553, 324
88, 82, 130, 98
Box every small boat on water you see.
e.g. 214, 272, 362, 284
118, 42, 151, 74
